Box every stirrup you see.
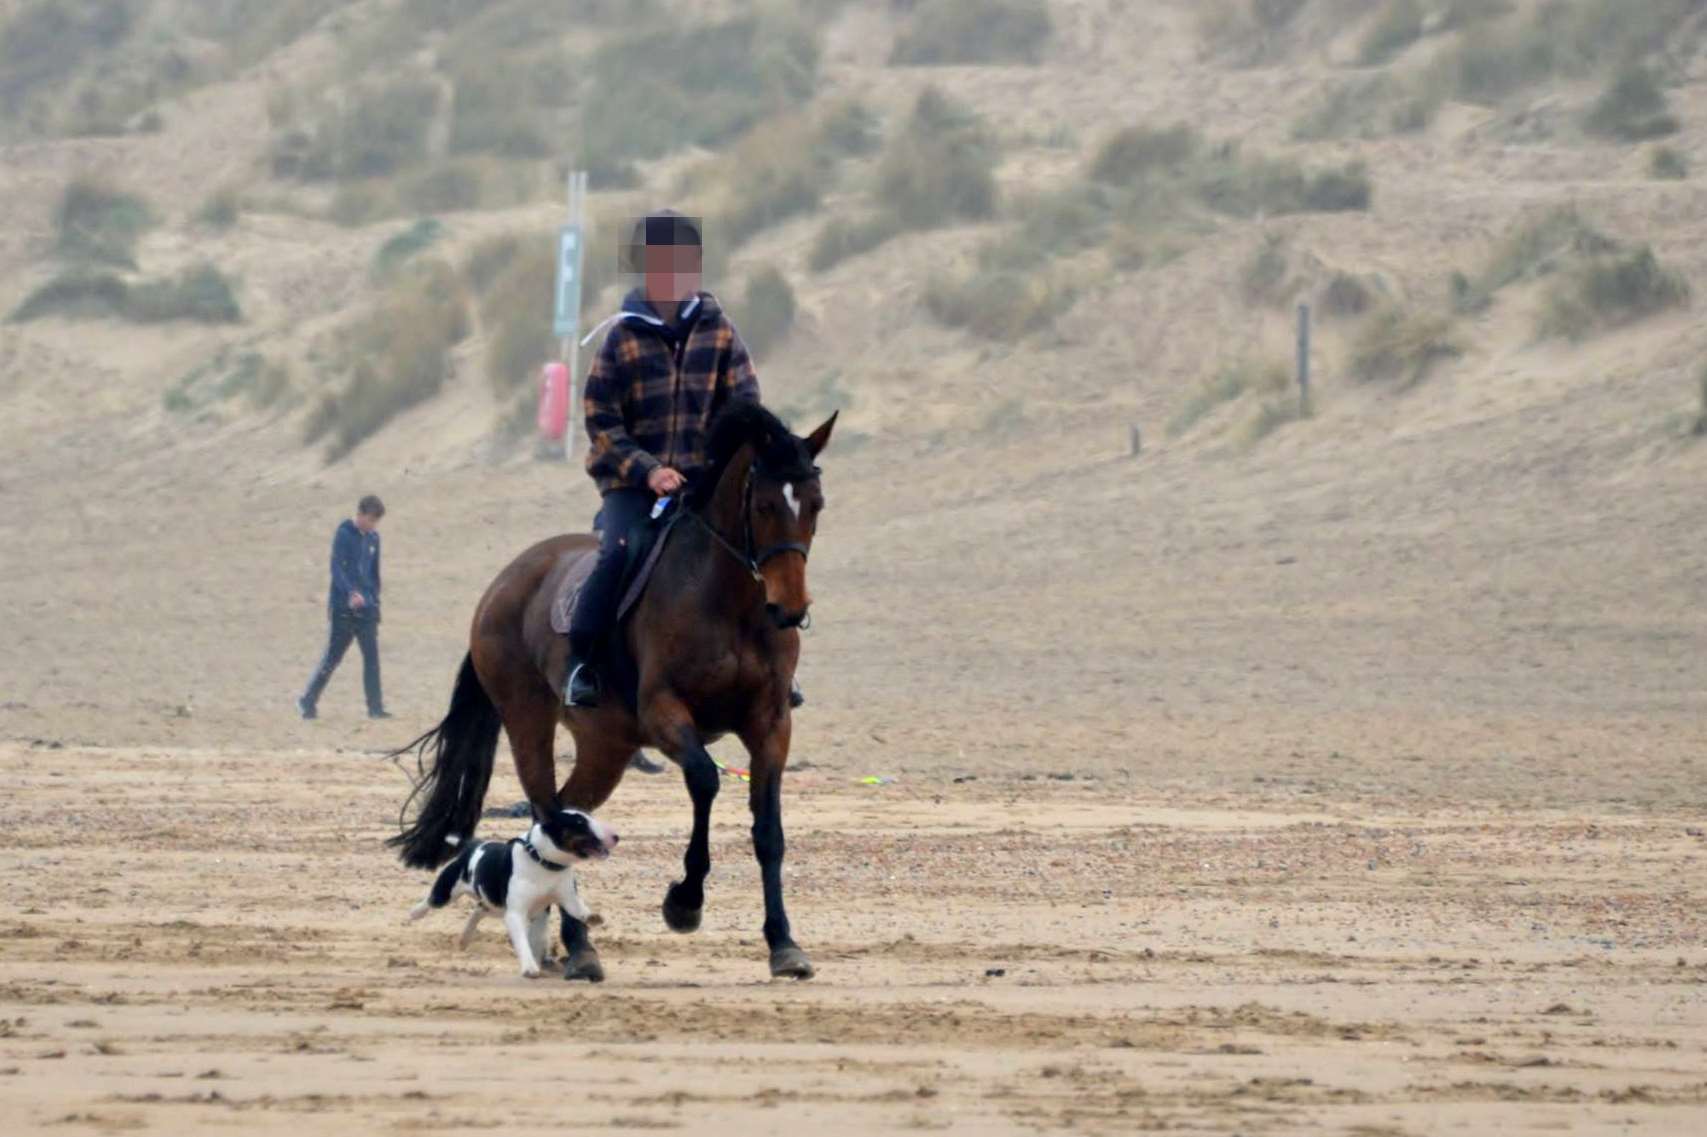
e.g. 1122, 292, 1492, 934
564, 661, 599, 708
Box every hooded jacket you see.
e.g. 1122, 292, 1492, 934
581, 288, 760, 495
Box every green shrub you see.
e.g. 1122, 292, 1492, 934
12, 264, 239, 323
875, 87, 998, 230
322, 260, 470, 459
1192, 149, 1371, 217
373, 218, 444, 280
479, 241, 556, 397
196, 186, 242, 229
1649, 145, 1688, 180
979, 184, 1113, 273
1350, 306, 1459, 386
808, 213, 902, 271
294, 78, 441, 180
1293, 75, 1440, 140
400, 161, 485, 212
818, 96, 880, 156
1168, 357, 1289, 437
1301, 162, 1373, 211
890, 0, 1051, 65
1538, 246, 1689, 339
0, 0, 131, 109
1088, 124, 1199, 185
1196, 0, 1308, 65
463, 232, 522, 295
581, 14, 818, 163
9, 271, 128, 320
1240, 234, 1290, 308
55, 177, 152, 266
1582, 64, 1679, 141
740, 265, 797, 360
922, 268, 1075, 340
1320, 271, 1375, 318
1454, 206, 1617, 313
1358, 0, 1425, 65
447, 68, 553, 159
124, 264, 242, 323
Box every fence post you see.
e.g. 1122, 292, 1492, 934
1297, 301, 1312, 418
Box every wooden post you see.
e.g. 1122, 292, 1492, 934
1296, 302, 1312, 418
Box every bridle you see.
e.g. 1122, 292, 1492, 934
689, 463, 819, 582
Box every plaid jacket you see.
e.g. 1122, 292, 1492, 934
582, 288, 760, 494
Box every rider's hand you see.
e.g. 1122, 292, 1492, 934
647, 467, 685, 496
349, 591, 366, 609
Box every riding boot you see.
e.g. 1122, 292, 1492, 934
563, 635, 600, 708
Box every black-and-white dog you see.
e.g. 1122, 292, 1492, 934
408, 808, 619, 977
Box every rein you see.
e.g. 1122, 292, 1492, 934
686, 465, 816, 581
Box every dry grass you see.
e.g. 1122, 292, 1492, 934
1452, 206, 1618, 314
1350, 306, 1460, 386
877, 87, 1000, 230
890, 0, 1052, 65
1168, 357, 1291, 437
1538, 246, 1689, 340
922, 268, 1076, 341
313, 260, 470, 460
739, 265, 797, 362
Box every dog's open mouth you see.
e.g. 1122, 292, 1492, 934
571, 836, 612, 860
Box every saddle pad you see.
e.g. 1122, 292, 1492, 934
546, 512, 684, 636
548, 552, 599, 635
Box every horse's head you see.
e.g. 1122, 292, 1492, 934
747, 412, 836, 629
693, 403, 837, 630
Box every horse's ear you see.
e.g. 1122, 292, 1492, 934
803, 410, 838, 458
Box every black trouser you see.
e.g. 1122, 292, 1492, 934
569, 488, 655, 661
302, 610, 383, 713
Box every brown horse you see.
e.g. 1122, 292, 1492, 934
390, 401, 835, 981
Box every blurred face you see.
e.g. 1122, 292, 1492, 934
355, 512, 382, 532
643, 242, 702, 304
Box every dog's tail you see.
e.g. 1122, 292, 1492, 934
387, 654, 501, 870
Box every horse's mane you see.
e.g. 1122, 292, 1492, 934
685, 400, 816, 511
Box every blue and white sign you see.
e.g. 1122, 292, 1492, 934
553, 224, 583, 338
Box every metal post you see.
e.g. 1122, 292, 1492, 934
560, 170, 587, 464
1296, 302, 1311, 418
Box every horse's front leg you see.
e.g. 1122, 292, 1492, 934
740, 714, 813, 978
644, 696, 719, 934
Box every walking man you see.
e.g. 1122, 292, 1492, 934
298, 494, 389, 720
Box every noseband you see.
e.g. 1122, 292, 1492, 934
689, 465, 817, 581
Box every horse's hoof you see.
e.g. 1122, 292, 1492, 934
769, 945, 815, 979
563, 949, 604, 983
662, 887, 702, 934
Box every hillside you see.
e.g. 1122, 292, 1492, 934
3, 0, 1707, 808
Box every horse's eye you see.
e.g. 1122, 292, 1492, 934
757, 501, 778, 516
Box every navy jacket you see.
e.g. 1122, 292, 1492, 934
327, 519, 381, 619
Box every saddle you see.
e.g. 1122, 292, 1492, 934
548, 501, 683, 635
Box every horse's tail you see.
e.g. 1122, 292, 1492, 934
386, 653, 502, 870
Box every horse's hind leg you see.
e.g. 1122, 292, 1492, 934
497, 690, 562, 818
554, 731, 633, 983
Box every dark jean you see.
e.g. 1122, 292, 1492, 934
301, 610, 383, 713
569, 487, 655, 658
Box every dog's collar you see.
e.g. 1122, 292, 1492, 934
521, 837, 571, 872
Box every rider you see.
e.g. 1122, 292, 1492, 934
564, 210, 802, 710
